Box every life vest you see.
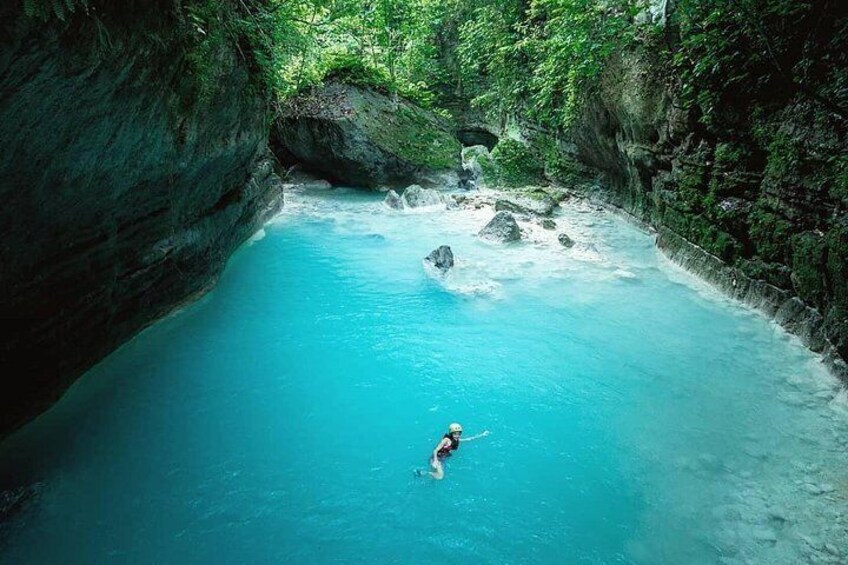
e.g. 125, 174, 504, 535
437, 433, 460, 458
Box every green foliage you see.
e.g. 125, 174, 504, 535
22, 0, 90, 21
828, 155, 848, 204
826, 221, 848, 306
674, 0, 848, 126
319, 53, 393, 91
456, 0, 635, 129
748, 199, 793, 262
489, 138, 545, 187
537, 135, 582, 185
675, 163, 708, 212
764, 131, 801, 182
525, 0, 636, 129
713, 142, 748, 169
790, 232, 827, 307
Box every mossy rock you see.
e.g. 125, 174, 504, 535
488, 139, 546, 188
747, 199, 794, 263
275, 83, 461, 188
790, 232, 827, 308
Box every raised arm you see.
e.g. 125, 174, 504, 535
461, 430, 491, 442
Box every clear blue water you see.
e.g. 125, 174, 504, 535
2, 188, 847, 564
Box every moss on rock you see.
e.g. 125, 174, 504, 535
488, 138, 546, 188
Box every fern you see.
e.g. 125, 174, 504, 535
51, 0, 65, 21
20, 0, 91, 22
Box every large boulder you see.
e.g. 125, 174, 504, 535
425, 245, 455, 272
402, 184, 444, 208
479, 211, 522, 242
274, 83, 462, 188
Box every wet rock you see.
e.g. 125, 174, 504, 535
401, 185, 444, 208
479, 211, 521, 243
495, 199, 528, 215
425, 245, 454, 272
383, 190, 403, 210
542, 219, 557, 230
558, 233, 575, 248
494, 191, 556, 217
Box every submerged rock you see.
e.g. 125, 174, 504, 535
558, 233, 575, 248
0, 484, 41, 523
383, 189, 403, 210
479, 211, 521, 242
401, 185, 444, 208
425, 245, 454, 272
542, 218, 557, 230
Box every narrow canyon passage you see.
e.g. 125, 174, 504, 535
1, 188, 846, 564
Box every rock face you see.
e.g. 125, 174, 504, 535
274, 83, 462, 188
401, 185, 444, 208
479, 211, 522, 242
494, 191, 557, 217
0, 7, 284, 436
383, 189, 404, 210
425, 245, 455, 272
571, 48, 848, 380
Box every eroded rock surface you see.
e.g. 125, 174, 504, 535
0, 6, 284, 436
425, 245, 455, 272
479, 211, 522, 243
274, 83, 462, 188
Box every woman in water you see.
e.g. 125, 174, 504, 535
427, 423, 490, 480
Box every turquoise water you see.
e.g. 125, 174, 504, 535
2, 188, 847, 564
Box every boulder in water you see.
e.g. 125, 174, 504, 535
401, 185, 444, 208
274, 83, 461, 188
558, 233, 575, 248
542, 218, 557, 230
425, 245, 454, 272
383, 189, 403, 210
479, 211, 521, 243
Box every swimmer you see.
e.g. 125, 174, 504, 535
425, 423, 490, 480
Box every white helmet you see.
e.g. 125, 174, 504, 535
448, 423, 463, 434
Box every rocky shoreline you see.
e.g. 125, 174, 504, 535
306, 164, 848, 385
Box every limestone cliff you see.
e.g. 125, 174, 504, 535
0, 3, 284, 436
570, 46, 848, 381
